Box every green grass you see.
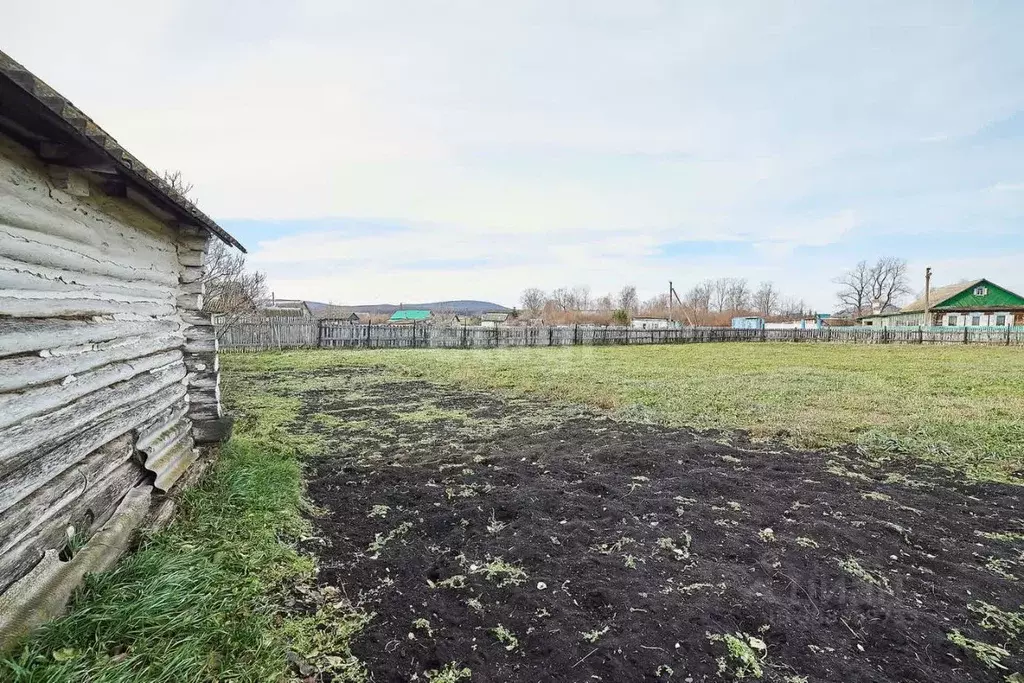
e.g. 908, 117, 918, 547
223, 343, 1024, 481
0, 376, 368, 682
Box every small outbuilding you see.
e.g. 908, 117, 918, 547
480, 312, 510, 328
0, 50, 240, 639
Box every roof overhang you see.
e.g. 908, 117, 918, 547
0, 50, 245, 252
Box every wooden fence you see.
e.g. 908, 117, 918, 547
217, 319, 1024, 351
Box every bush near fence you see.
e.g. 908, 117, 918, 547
216, 318, 1024, 351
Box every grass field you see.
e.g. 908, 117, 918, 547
4, 342, 1021, 682
227, 343, 1024, 481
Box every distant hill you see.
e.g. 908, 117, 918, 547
305, 300, 511, 316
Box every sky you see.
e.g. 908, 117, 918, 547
3, 1, 1023, 309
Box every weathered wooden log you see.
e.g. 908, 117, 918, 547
0, 224, 178, 287
184, 337, 217, 353
0, 434, 134, 557
0, 290, 176, 318
0, 349, 183, 430
187, 403, 221, 422
0, 361, 187, 478
176, 249, 205, 267
179, 266, 204, 284
0, 382, 186, 515
0, 255, 175, 300
192, 416, 233, 444
184, 352, 218, 373
188, 386, 220, 406
0, 318, 180, 357
0, 332, 184, 392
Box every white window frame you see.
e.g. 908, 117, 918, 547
973, 286, 988, 296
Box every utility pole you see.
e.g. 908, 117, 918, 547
668, 281, 673, 325
923, 267, 932, 327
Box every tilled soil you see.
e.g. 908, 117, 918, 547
268, 367, 1022, 682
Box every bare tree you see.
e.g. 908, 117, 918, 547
520, 288, 547, 315
752, 282, 780, 317
835, 257, 912, 316
868, 256, 913, 313
725, 278, 750, 312
203, 241, 267, 339
549, 287, 571, 312
162, 169, 196, 205
834, 260, 872, 316
710, 278, 731, 312
594, 293, 614, 311
618, 285, 640, 314
569, 285, 591, 311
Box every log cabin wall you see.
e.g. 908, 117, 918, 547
0, 133, 212, 596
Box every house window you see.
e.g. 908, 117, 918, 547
996, 315, 1007, 326
973, 286, 988, 296
971, 315, 981, 326
947, 315, 958, 326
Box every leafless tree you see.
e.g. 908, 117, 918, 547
834, 260, 872, 316
202, 241, 268, 339
752, 281, 780, 317
835, 257, 912, 316
710, 278, 730, 313
778, 297, 809, 318
868, 256, 913, 313
162, 169, 196, 205
549, 287, 571, 311
568, 285, 591, 311
725, 278, 750, 312
595, 293, 614, 311
520, 288, 547, 315
618, 285, 640, 314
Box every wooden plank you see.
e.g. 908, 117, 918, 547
0, 382, 185, 515
0, 318, 180, 357
0, 349, 183, 430
0, 361, 187, 478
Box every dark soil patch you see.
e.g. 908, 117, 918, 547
284, 367, 1022, 682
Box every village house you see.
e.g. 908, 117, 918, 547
859, 279, 1024, 328
0, 50, 240, 640
480, 312, 510, 328
261, 297, 315, 318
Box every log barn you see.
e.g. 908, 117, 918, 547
0, 50, 242, 639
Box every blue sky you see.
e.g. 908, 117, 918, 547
4, 1, 1023, 308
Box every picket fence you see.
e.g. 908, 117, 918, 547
217, 318, 1024, 351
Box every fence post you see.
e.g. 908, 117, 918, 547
574, 324, 579, 345
964, 326, 969, 345
919, 326, 923, 344
317, 320, 324, 348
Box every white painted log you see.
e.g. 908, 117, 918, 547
0, 291, 176, 318
0, 224, 179, 287
0, 318, 179, 356
180, 311, 214, 326
0, 254, 174, 299
179, 280, 206, 296
180, 266, 204, 284
0, 332, 184, 392
0, 382, 186, 515
0, 434, 134, 557
185, 372, 219, 390
0, 361, 187, 477
184, 338, 217, 353
184, 354, 218, 373
176, 293, 203, 310
0, 149, 178, 257
176, 250, 205, 267
0, 349, 183, 430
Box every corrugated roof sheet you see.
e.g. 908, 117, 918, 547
0, 49, 245, 252
389, 310, 432, 321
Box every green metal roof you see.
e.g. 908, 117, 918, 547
389, 310, 432, 321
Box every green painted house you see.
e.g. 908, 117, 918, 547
388, 309, 432, 324
860, 279, 1024, 327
